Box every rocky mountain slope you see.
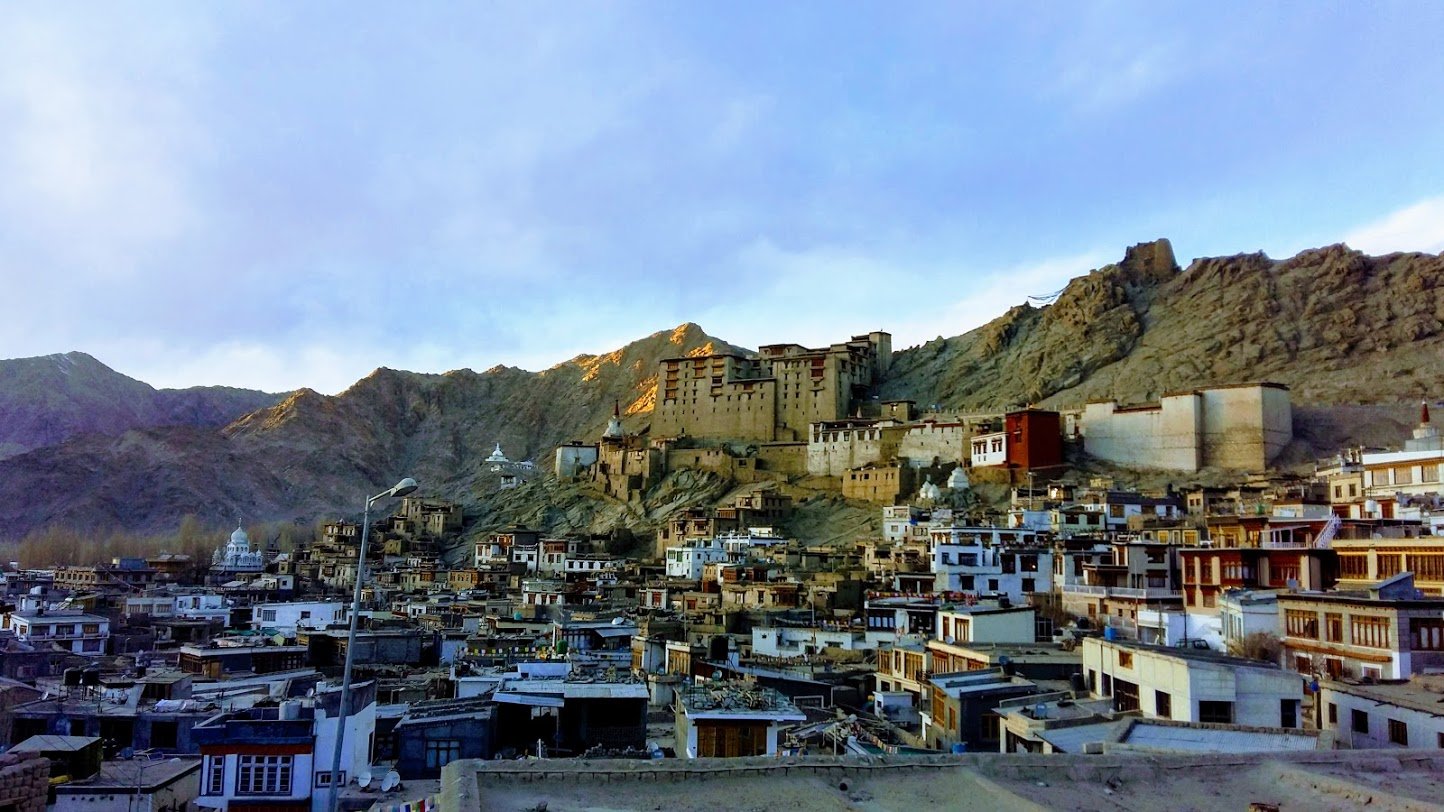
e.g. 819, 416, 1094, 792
2, 241, 1440, 541
0, 351, 281, 460
881, 240, 1444, 410
0, 324, 739, 539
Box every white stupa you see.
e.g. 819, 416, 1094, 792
603, 402, 624, 440
486, 442, 510, 471
918, 475, 942, 503
947, 466, 970, 491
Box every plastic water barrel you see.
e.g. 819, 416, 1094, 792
1103, 626, 1118, 641
951, 742, 967, 754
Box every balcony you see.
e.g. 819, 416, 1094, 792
1061, 584, 1178, 600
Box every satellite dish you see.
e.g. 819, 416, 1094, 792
357, 770, 373, 789
381, 770, 401, 792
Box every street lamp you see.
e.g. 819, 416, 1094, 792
328, 476, 417, 812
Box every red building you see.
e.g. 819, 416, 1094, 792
1004, 409, 1063, 470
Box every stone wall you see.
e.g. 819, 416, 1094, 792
898, 421, 969, 468
0, 751, 49, 812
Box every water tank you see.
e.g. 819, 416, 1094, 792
279, 700, 302, 721
950, 742, 967, 754
1103, 626, 1118, 641
1364, 500, 1380, 518
1033, 703, 1048, 719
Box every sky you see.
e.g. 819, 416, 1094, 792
3, 3, 1444, 395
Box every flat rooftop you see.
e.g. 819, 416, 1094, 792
1323, 676, 1444, 717
435, 750, 1444, 812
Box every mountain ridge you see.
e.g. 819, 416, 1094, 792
1, 243, 1441, 540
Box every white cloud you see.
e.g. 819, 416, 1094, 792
690, 239, 1111, 356
901, 251, 1113, 348
1343, 196, 1444, 255
0, 13, 209, 273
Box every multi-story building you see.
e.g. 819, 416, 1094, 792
1318, 675, 1444, 749
968, 409, 1064, 471
664, 538, 728, 580
651, 332, 891, 443
250, 601, 344, 636
1081, 637, 1304, 728
929, 526, 1050, 602
1, 611, 110, 655
1276, 573, 1444, 680
193, 680, 376, 812
1332, 534, 1444, 596
1060, 541, 1180, 639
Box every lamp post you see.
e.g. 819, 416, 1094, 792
327, 477, 417, 812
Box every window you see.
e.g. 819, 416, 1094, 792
206, 757, 225, 795
1113, 679, 1140, 713
1352, 709, 1369, 734
981, 712, 1001, 742
237, 755, 292, 795
261, 609, 277, 622
82, 639, 101, 652
1155, 691, 1172, 719
1327, 703, 1337, 726
425, 739, 462, 770
1101, 674, 1112, 696
1285, 610, 1319, 639
1388, 719, 1409, 746
1411, 618, 1444, 651
1351, 616, 1390, 649
1325, 614, 1344, 643
1117, 651, 1133, 669
316, 770, 345, 788
150, 721, 178, 749
1198, 701, 1233, 724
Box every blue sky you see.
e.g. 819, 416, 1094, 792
3, 3, 1443, 394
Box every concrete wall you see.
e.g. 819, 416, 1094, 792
1083, 638, 1300, 727
1321, 684, 1444, 749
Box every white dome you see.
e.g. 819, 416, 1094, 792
230, 526, 249, 545
486, 442, 510, 463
